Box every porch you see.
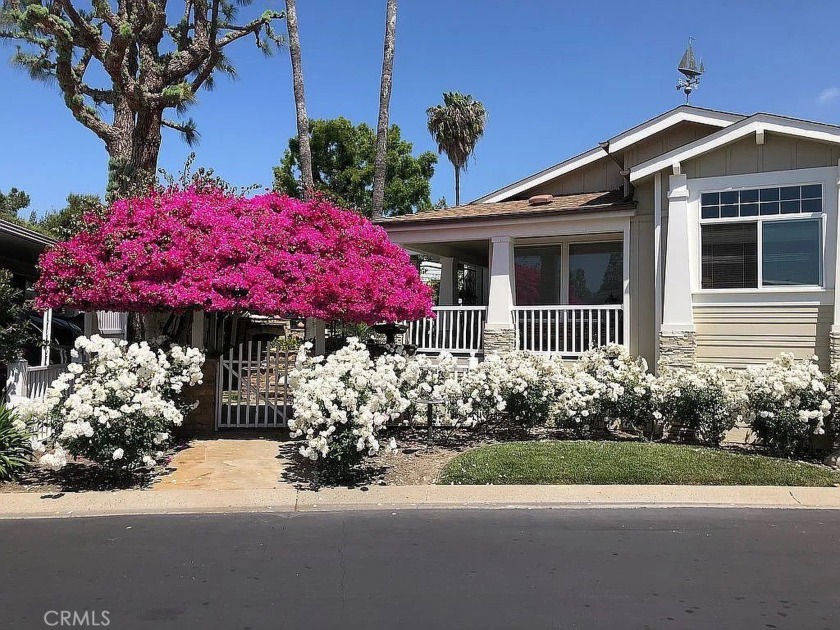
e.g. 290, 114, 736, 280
392, 217, 631, 357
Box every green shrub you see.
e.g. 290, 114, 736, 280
0, 404, 33, 480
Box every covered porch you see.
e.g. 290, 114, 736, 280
380, 192, 635, 357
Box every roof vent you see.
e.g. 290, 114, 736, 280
528, 194, 552, 206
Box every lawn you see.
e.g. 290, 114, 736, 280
438, 441, 840, 486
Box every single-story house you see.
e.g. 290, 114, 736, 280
377, 105, 840, 370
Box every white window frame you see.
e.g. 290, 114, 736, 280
696, 182, 827, 293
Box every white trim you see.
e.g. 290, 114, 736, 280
653, 172, 663, 367
631, 114, 840, 182
474, 106, 743, 203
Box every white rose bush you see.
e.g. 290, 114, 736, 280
741, 353, 831, 457
655, 364, 743, 446
14, 335, 204, 477
289, 339, 408, 476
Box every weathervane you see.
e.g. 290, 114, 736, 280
676, 37, 705, 103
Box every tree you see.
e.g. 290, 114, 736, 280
0, 187, 30, 218
38, 193, 103, 240
371, 0, 397, 219
426, 92, 487, 206
0, 0, 284, 198
283, 0, 313, 196
0, 269, 33, 366
273, 117, 437, 217
35, 187, 434, 325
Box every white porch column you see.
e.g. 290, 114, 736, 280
484, 236, 516, 353
305, 318, 326, 356
438, 256, 456, 305
40, 308, 52, 366
659, 170, 697, 368
191, 310, 205, 348
481, 266, 490, 306
830, 160, 840, 363
653, 172, 663, 368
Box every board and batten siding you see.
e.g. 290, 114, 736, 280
694, 303, 832, 370
683, 132, 840, 179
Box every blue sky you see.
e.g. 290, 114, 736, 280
2, 0, 840, 216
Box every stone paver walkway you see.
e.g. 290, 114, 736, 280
154, 434, 289, 491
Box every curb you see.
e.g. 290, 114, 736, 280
2, 485, 840, 519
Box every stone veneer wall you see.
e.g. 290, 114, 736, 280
658, 330, 697, 369
180, 357, 219, 435
831, 331, 840, 365
483, 327, 516, 354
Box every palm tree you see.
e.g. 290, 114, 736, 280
285, 0, 314, 197
371, 0, 398, 218
426, 92, 487, 206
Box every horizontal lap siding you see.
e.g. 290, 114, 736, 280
694, 304, 833, 370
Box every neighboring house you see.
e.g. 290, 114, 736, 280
377, 105, 840, 370
1, 218, 126, 403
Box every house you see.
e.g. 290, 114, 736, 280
377, 105, 840, 370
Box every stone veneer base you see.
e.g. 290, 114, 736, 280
658, 330, 697, 369
483, 327, 516, 354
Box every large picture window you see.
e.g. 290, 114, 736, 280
700, 183, 823, 290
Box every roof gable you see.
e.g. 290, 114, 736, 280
474, 106, 744, 203
630, 113, 840, 182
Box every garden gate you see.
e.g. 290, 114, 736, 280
215, 342, 294, 429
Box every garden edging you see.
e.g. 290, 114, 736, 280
3, 485, 840, 519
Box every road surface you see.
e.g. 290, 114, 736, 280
1, 508, 838, 629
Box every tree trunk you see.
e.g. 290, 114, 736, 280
454, 166, 460, 207
371, 0, 398, 219
285, 0, 314, 198
106, 107, 164, 200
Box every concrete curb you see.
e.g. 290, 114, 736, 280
2, 485, 840, 519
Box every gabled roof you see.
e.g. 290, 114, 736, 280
376, 191, 635, 226
0, 218, 55, 248
473, 105, 744, 204
630, 112, 840, 182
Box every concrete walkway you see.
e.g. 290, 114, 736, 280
153, 434, 289, 491
3, 484, 840, 519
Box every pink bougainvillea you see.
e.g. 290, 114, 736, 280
36, 188, 434, 324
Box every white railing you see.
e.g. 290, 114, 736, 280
4, 360, 69, 440
404, 306, 487, 354
96, 311, 128, 337
513, 305, 624, 356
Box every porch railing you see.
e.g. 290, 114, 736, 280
404, 306, 486, 354
513, 305, 624, 355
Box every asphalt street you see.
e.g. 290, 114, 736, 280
1, 508, 839, 629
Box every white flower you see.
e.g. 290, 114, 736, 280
112, 448, 124, 460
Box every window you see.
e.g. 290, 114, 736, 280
514, 246, 561, 305
568, 242, 623, 305
701, 223, 758, 289
700, 183, 823, 290
701, 185, 822, 219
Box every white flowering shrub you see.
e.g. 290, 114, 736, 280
742, 353, 830, 457
459, 352, 558, 429
289, 339, 406, 474
552, 365, 604, 438
14, 335, 204, 476
655, 364, 742, 446
397, 352, 469, 426
576, 344, 657, 433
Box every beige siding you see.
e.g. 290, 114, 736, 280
629, 215, 655, 365
694, 304, 832, 370
623, 121, 720, 169
522, 157, 623, 197
683, 133, 840, 179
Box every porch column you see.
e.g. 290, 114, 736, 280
831, 160, 840, 363
305, 318, 326, 356
659, 170, 697, 368
438, 256, 457, 305
191, 310, 205, 348
484, 236, 516, 353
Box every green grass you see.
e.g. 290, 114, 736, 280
438, 441, 840, 486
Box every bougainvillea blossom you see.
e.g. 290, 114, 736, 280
36, 189, 434, 324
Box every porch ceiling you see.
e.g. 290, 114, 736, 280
407, 239, 489, 266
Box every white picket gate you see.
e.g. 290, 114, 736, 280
215, 342, 294, 429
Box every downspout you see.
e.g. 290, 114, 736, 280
599, 141, 634, 201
